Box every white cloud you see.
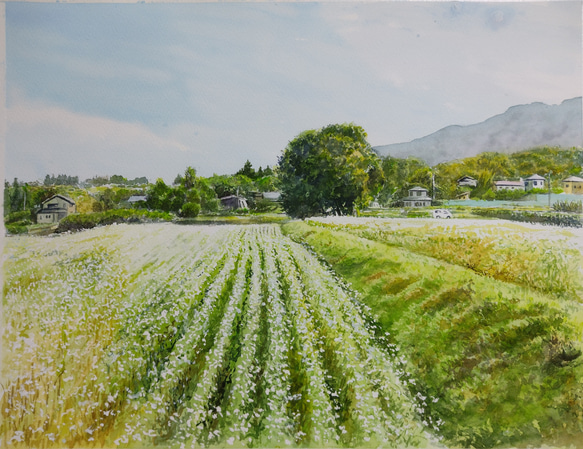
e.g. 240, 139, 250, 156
6, 97, 195, 183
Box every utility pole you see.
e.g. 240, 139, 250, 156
546, 171, 552, 209
432, 172, 436, 201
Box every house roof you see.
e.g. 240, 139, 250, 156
563, 176, 583, 182
263, 192, 281, 201
408, 186, 428, 191
42, 194, 75, 205
457, 175, 477, 181
128, 195, 147, 202
525, 174, 545, 180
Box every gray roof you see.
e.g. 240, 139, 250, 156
128, 195, 147, 202
563, 176, 583, 182
42, 194, 75, 205
525, 174, 545, 180
408, 186, 428, 191
263, 191, 281, 201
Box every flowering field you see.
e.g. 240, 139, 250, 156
1, 224, 434, 448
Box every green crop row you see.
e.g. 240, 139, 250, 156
2, 224, 432, 448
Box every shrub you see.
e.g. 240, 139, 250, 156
4, 210, 33, 224
56, 209, 172, 233
180, 202, 201, 218
553, 200, 582, 213
5, 224, 29, 234
472, 208, 582, 228
253, 198, 281, 213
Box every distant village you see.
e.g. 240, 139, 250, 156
30, 173, 583, 225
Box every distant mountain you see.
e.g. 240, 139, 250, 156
373, 97, 583, 165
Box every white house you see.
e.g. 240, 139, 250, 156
493, 180, 524, 191
524, 174, 546, 191
36, 195, 76, 223
403, 186, 432, 207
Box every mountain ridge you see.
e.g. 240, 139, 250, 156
373, 97, 583, 165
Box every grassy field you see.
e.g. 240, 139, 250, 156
1, 224, 432, 448
282, 217, 583, 448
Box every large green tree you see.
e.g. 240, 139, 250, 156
278, 123, 384, 218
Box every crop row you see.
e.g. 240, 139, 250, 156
1, 224, 432, 448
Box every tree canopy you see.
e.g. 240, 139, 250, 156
278, 123, 384, 218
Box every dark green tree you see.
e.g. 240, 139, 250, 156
278, 123, 384, 218
236, 160, 256, 179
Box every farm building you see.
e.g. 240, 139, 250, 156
402, 186, 432, 207
456, 191, 471, 200
524, 174, 546, 190
127, 195, 147, 205
457, 175, 478, 188
220, 195, 248, 210
36, 195, 76, 223
493, 180, 524, 191
562, 176, 583, 194
262, 191, 281, 202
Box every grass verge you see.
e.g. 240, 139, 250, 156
282, 220, 583, 448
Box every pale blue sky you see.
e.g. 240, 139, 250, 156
4, 1, 582, 182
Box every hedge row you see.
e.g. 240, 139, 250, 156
56, 209, 173, 233
472, 208, 582, 228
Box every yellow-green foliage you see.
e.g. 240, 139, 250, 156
305, 218, 583, 299
282, 220, 583, 448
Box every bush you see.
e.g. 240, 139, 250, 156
406, 209, 430, 218
5, 224, 29, 235
553, 200, 582, 213
5, 210, 33, 224
56, 209, 172, 233
180, 202, 201, 218
253, 198, 281, 213
472, 208, 582, 228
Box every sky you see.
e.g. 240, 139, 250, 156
3, 0, 582, 183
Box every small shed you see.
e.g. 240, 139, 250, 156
220, 195, 248, 210
402, 186, 432, 207
37, 195, 76, 224
456, 191, 471, 200
524, 174, 546, 191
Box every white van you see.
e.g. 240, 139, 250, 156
432, 209, 453, 219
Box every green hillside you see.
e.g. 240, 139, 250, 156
379, 147, 583, 202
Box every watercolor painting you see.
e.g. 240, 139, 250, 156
2, 1, 583, 448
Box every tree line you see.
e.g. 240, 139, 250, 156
5, 124, 582, 221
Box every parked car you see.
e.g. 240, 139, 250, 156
433, 209, 453, 219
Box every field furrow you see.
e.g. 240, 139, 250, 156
2, 224, 435, 449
